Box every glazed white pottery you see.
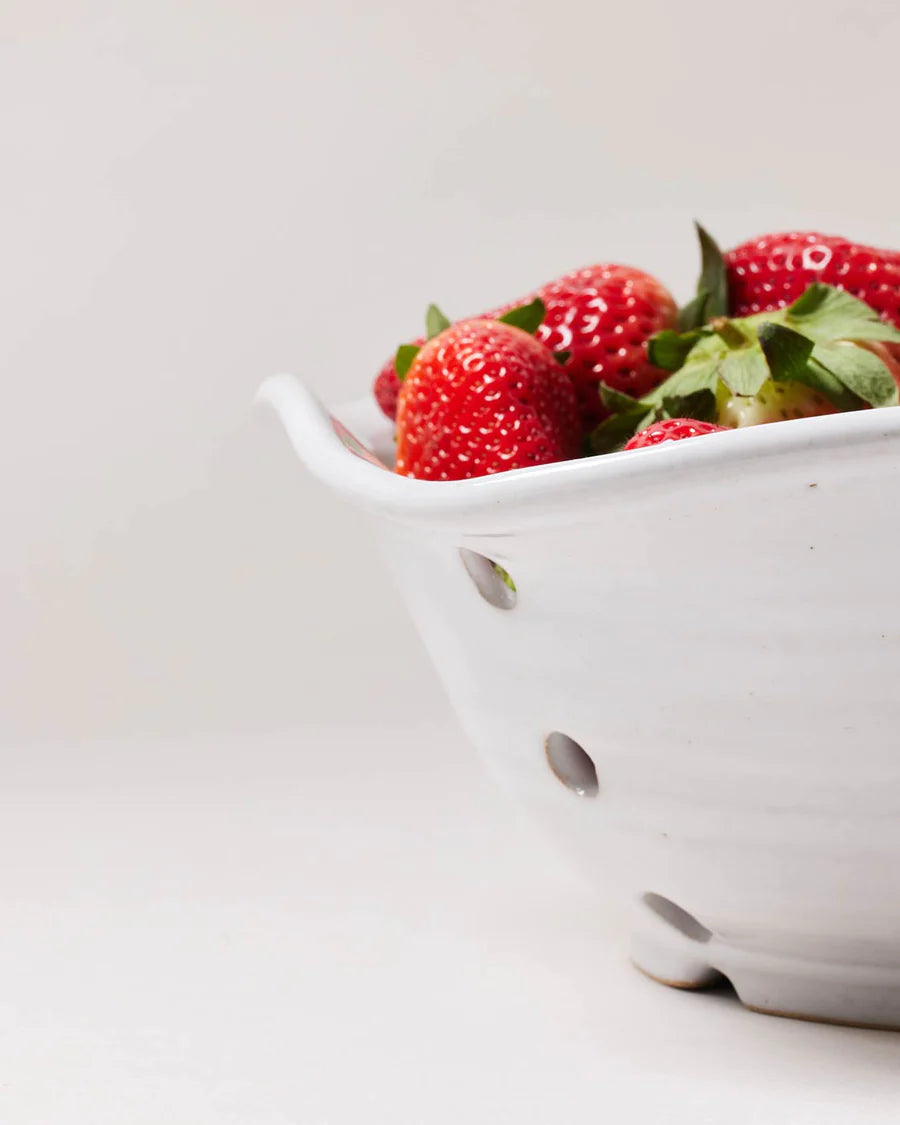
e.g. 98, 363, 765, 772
259, 373, 900, 1029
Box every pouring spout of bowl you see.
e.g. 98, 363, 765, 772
255, 372, 363, 465
255, 373, 419, 514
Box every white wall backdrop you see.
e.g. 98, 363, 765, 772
3, 0, 900, 740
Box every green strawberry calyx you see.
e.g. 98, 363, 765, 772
394, 298, 552, 381
677, 221, 730, 331
395, 303, 452, 380
497, 297, 545, 334
394, 343, 422, 380
590, 283, 900, 454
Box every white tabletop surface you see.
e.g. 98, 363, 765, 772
3, 724, 899, 1125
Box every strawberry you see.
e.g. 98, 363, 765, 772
528, 265, 678, 426
680, 224, 900, 393
725, 232, 900, 328
716, 379, 836, 428
374, 265, 678, 431
624, 418, 726, 450
374, 358, 402, 418
394, 316, 580, 480
728, 234, 900, 402
594, 283, 900, 452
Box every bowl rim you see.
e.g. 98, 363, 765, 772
258, 373, 900, 531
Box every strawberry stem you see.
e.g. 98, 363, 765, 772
710, 317, 747, 350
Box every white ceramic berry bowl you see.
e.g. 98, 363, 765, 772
259, 372, 900, 1030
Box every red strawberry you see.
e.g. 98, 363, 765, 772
725, 232, 900, 328
624, 418, 727, 450
395, 318, 580, 480
374, 357, 402, 418
375, 265, 677, 430
681, 225, 900, 396
529, 266, 678, 424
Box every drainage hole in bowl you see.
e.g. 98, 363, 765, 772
642, 893, 713, 943
459, 549, 517, 610
545, 732, 598, 797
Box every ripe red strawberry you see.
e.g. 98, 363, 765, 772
680, 225, 900, 397
374, 359, 402, 418
395, 318, 580, 480
624, 418, 727, 450
375, 265, 678, 430
725, 232, 900, 328
529, 266, 678, 424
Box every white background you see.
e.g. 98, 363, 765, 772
4, 1, 900, 1120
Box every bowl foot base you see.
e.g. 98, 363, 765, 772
631, 905, 900, 1030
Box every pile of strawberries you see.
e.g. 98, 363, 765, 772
373, 227, 900, 479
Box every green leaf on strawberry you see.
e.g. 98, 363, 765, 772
677, 291, 710, 333
754, 322, 866, 409
784, 283, 900, 344
642, 360, 720, 406
498, 297, 546, 335
599, 384, 646, 414
397, 304, 452, 381
590, 410, 654, 455
677, 222, 729, 330
648, 328, 710, 372
696, 222, 729, 318
395, 343, 421, 381
812, 343, 899, 408
756, 323, 814, 383
789, 357, 862, 412
660, 389, 718, 423
717, 346, 771, 396
590, 384, 653, 453
426, 304, 452, 339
